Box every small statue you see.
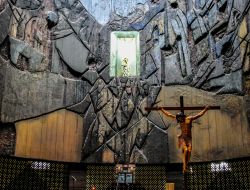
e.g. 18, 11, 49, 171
121, 58, 130, 77
160, 106, 209, 172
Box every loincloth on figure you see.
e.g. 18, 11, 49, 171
178, 135, 192, 148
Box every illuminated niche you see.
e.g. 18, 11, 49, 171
110, 31, 140, 77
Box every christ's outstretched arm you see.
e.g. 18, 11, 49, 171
188, 106, 209, 120
160, 108, 176, 119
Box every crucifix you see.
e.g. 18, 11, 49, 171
145, 96, 220, 173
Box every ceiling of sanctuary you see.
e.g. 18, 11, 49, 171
80, 0, 148, 25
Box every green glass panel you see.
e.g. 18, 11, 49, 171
110, 31, 140, 77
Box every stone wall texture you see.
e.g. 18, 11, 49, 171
0, 0, 250, 163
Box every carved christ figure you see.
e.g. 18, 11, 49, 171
160, 106, 209, 172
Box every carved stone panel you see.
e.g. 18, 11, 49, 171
0, 0, 249, 164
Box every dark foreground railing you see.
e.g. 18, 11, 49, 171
0, 156, 68, 190
0, 156, 249, 190
185, 157, 250, 190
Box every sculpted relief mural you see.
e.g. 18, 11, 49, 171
0, 0, 250, 163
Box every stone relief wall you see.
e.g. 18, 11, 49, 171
0, 0, 249, 163
0, 122, 15, 155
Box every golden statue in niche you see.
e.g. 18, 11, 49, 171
121, 57, 130, 77
110, 31, 140, 77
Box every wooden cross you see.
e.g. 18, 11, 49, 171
145, 96, 220, 175
145, 96, 220, 113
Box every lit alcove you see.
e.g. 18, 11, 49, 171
110, 31, 140, 77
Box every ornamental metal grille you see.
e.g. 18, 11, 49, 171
85, 165, 167, 190
185, 158, 250, 190
1, 156, 250, 190
86, 165, 116, 190
0, 156, 68, 190
135, 165, 167, 190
